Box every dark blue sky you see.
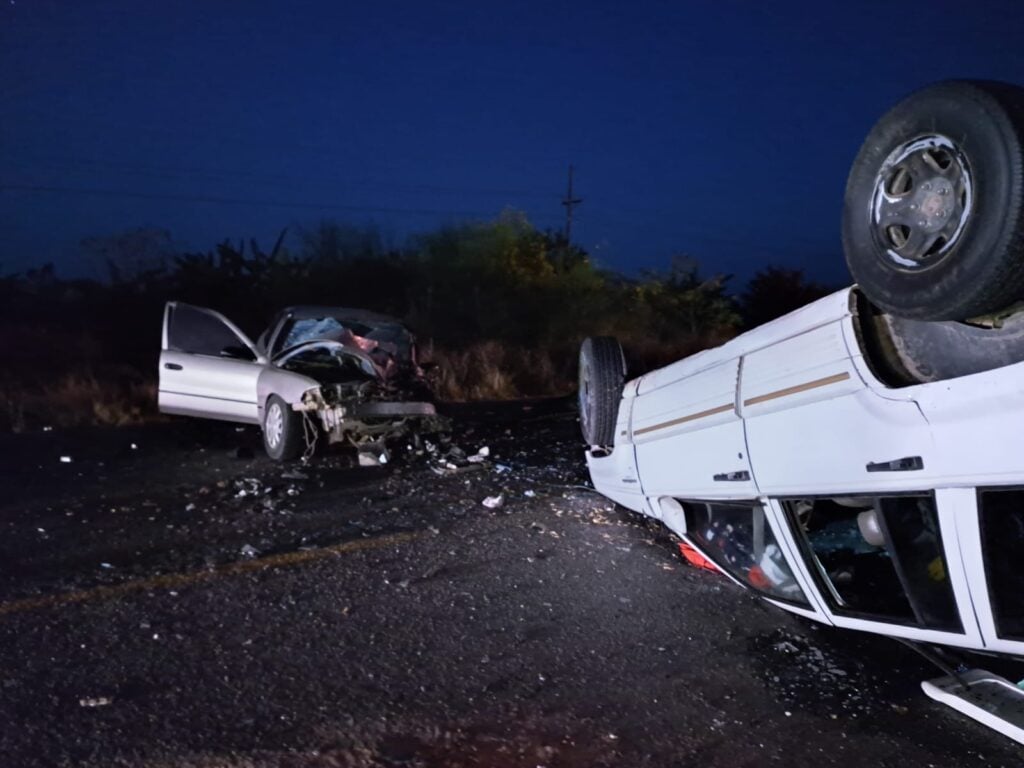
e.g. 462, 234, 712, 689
3, 0, 1024, 285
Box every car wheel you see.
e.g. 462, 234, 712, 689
262, 394, 305, 461
578, 337, 625, 447
843, 80, 1024, 321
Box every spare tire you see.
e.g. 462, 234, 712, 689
578, 337, 625, 447
843, 80, 1024, 321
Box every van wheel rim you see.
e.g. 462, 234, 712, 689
870, 134, 973, 271
265, 403, 283, 448
579, 363, 591, 434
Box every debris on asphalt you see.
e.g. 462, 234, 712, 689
234, 478, 264, 498
358, 450, 390, 467
467, 446, 490, 463
482, 494, 504, 509
79, 696, 113, 708
281, 469, 309, 480
240, 544, 260, 558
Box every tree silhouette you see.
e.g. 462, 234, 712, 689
738, 266, 834, 328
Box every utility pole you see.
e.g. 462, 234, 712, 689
561, 164, 582, 243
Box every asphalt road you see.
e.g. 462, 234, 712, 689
0, 400, 1020, 767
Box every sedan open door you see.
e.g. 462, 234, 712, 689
158, 302, 265, 424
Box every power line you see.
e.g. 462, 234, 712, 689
0, 183, 504, 219
583, 205, 835, 254
2, 107, 566, 179
2, 151, 563, 201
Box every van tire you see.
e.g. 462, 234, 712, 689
578, 337, 626, 447
880, 311, 1024, 383
843, 80, 1024, 321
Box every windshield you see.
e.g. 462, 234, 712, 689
276, 316, 413, 362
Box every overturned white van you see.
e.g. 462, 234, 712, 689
579, 80, 1024, 743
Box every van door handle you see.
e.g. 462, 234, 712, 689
164, 362, 183, 371
713, 470, 751, 482
866, 456, 923, 472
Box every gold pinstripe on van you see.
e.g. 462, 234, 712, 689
631, 370, 851, 437
742, 371, 850, 407
633, 402, 734, 437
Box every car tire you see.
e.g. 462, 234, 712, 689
262, 394, 305, 461
578, 337, 626, 447
843, 80, 1024, 321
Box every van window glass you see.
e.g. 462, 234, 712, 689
978, 488, 1024, 640
784, 495, 960, 631
683, 501, 809, 606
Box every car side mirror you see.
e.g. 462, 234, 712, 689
220, 344, 256, 361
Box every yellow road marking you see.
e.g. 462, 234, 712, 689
633, 402, 734, 437
742, 371, 851, 407
0, 531, 422, 617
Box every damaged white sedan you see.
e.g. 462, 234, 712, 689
158, 303, 446, 461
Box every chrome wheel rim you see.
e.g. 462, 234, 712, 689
871, 134, 973, 271
265, 402, 283, 449
578, 360, 591, 436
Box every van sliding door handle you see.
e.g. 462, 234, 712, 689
866, 456, 923, 472
164, 362, 183, 371
713, 470, 751, 482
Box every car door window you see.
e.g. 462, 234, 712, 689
168, 304, 254, 359
783, 494, 961, 631
978, 488, 1024, 641
683, 501, 810, 606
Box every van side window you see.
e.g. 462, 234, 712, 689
978, 488, 1024, 641
683, 501, 809, 606
783, 495, 961, 632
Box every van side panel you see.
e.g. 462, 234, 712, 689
632, 360, 755, 499
742, 320, 935, 495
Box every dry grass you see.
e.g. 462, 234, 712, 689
426, 341, 576, 401
0, 369, 158, 433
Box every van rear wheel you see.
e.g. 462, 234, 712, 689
843, 80, 1024, 321
578, 337, 626, 447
